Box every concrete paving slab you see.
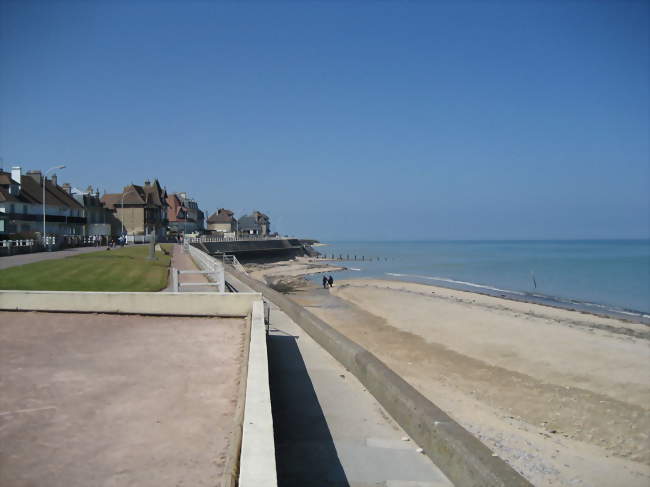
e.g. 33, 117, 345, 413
0, 311, 247, 487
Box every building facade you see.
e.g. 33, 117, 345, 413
167, 192, 204, 234
101, 179, 168, 238
206, 208, 237, 234
238, 211, 271, 236
0, 167, 85, 238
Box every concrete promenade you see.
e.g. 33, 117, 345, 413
164, 244, 217, 292
0, 245, 108, 270
0, 310, 246, 487
226, 272, 453, 487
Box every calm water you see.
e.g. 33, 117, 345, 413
314, 240, 650, 319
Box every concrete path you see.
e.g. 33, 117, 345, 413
164, 244, 217, 292
0, 246, 108, 270
226, 272, 453, 487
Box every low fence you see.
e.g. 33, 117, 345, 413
183, 243, 226, 292
189, 235, 286, 243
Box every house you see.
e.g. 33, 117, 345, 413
0, 166, 85, 238
69, 185, 113, 238
167, 192, 204, 235
238, 211, 270, 236
206, 208, 237, 234
101, 179, 168, 238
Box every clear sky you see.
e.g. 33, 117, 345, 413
1, 0, 648, 240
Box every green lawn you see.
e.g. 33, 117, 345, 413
0, 245, 173, 292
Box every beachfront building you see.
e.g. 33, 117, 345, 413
101, 179, 168, 238
238, 211, 270, 236
166, 192, 204, 235
207, 208, 237, 234
0, 166, 85, 239
69, 185, 113, 239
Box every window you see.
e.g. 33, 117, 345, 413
23, 205, 28, 214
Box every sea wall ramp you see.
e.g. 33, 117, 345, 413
227, 269, 533, 487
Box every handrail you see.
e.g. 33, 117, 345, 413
183, 244, 226, 292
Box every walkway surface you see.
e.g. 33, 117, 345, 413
0, 246, 107, 270
163, 244, 217, 292
0, 310, 246, 487
226, 272, 453, 487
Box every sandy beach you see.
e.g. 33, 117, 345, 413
249, 260, 650, 487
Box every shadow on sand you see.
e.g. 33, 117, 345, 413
267, 332, 349, 487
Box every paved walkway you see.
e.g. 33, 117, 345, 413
226, 272, 453, 487
164, 245, 217, 292
0, 246, 109, 270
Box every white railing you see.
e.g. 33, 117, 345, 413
126, 235, 153, 244
177, 244, 226, 292
0, 239, 36, 248
188, 235, 287, 244
221, 254, 247, 273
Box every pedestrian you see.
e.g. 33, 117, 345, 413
328, 275, 334, 288
322, 275, 328, 289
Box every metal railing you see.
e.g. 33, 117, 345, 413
175, 244, 226, 292
0, 239, 35, 248
221, 254, 247, 273
188, 234, 288, 243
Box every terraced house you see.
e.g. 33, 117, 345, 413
0, 167, 85, 238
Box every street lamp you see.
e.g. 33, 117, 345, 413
43, 165, 66, 246
120, 187, 137, 240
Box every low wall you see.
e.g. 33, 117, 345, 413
238, 301, 277, 487
0, 290, 261, 317
228, 270, 533, 487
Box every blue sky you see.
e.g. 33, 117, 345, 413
1, 0, 648, 240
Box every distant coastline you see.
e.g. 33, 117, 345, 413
311, 239, 650, 322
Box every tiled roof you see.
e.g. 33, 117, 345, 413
0, 171, 83, 209
207, 212, 234, 224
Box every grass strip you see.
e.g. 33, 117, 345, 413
0, 245, 172, 292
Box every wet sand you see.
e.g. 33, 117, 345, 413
250, 261, 650, 486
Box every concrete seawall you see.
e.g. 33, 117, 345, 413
197, 239, 305, 261
0, 290, 260, 317
228, 269, 533, 487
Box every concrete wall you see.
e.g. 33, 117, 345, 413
228, 270, 533, 487
0, 290, 261, 317
238, 300, 277, 487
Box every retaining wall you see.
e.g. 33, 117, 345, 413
228, 270, 533, 487
0, 290, 261, 317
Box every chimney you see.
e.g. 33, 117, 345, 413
11, 166, 21, 185
62, 183, 72, 194
51, 174, 58, 186
26, 170, 42, 185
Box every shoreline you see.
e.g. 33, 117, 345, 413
246, 258, 650, 486
307, 258, 650, 325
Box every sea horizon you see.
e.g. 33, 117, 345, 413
313, 239, 650, 320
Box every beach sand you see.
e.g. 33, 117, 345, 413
250, 260, 650, 486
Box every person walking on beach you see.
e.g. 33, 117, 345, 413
322, 275, 328, 289
328, 275, 334, 288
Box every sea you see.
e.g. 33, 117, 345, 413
311, 240, 650, 322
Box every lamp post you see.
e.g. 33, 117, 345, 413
43, 165, 66, 247
120, 187, 137, 241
